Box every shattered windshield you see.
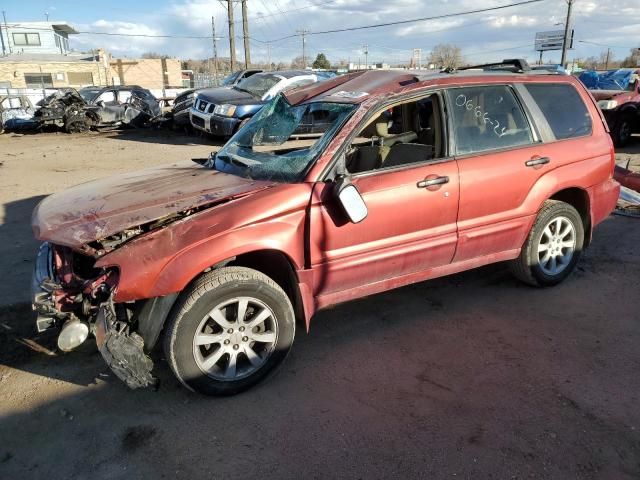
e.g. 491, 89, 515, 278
214, 94, 356, 182
234, 74, 281, 99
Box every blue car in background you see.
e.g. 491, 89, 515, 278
190, 70, 328, 138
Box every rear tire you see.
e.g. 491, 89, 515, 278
612, 115, 633, 147
509, 200, 584, 287
164, 267, 295, 396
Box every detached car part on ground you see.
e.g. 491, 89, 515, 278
190, 70, 332, 138
34, 86, 162, 133
614, 164, 640, 217
32, 61, 620, 396
580, 69, 640, 147
0, 94, 38, 134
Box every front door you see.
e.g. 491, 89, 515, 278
309, 157, 459, 300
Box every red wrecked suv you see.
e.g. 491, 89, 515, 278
32, 59, 620, 395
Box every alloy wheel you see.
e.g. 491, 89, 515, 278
536, 216, 576, 276
192, 296, 278, 381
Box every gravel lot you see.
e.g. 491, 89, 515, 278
1, 130, 639, 479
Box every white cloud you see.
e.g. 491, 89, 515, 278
65, 0, 640, 65
489, 15, 538, 28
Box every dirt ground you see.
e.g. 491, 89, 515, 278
1, 130, 639, 479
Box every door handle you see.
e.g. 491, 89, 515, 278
525, 157, 551, 167
417, 176, 449, 188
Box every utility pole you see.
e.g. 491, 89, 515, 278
0, 17, 5, 56
296, 29, 310, 68
266, 42, 271, 70
211, 16, 219, 86
241, 0, 250, 68
3, 11, 11, 54
227, 0, 237, 72
604, 47, 611, 70
560, 0, 574, 68
363, 44, 368, 70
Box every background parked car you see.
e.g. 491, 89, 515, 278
220, 69, 264, 87
171, 89, 199, 130
580, 68, 640, 146
35, 85, 161, 133
0, 95, 37, 134
190, 70, 327, 138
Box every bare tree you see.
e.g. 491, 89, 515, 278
141, 52, 173, 59
621, 48, 640, 68
428, 44, 462, 69
290, 56, 305, 69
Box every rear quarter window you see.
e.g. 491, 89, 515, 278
524, 83, 592, 140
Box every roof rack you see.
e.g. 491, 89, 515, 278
457, 58, 531, 73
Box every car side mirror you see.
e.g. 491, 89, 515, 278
335, 176, 367, 224
96, 100, 105, 107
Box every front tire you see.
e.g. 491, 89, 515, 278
164, 267, 295, 396
510, 200, 584, 287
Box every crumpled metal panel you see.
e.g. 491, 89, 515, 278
32, 161, 275, 249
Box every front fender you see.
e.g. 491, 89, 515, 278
95, 184, 311, 302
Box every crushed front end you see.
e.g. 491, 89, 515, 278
32, 242, 156, 388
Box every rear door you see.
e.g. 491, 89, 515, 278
446, 82, 592, 262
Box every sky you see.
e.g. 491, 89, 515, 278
2, 0, 639, 66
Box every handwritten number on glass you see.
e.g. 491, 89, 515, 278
455, 94, 507, 138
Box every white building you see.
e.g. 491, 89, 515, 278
0, 21, 78, 56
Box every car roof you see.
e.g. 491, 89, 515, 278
284, 68, 577, 106
258, 70, 312, 79
79, 85, 145, 92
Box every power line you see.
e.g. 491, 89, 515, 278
577, 39, 637, 50
257, 0, 548, 43
3, 23, 223, 39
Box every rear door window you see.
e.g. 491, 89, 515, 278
524, 83, 592, 140
446, 85, 534, 155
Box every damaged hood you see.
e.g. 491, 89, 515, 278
196, 87, 259, 105
32, 161, 275, 248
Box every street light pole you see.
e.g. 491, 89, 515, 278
560, 0, 574, 68
363, 44, 368, 70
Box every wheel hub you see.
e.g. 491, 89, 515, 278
192, 296, 278, 381
536, 216, 576, 276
